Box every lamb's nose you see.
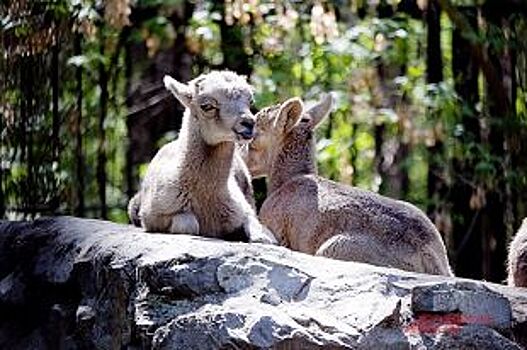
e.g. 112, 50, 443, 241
240, 119, 255, 131
238, 119, 255, 139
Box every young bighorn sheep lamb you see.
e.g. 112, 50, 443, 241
128, 71, 276, 244
245, 95, 453, 275
507, 218, 527, 287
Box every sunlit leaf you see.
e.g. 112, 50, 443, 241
67, 55, 89, 67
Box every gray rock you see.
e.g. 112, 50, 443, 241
0, 216, 525, 349
411, 281, 513, 330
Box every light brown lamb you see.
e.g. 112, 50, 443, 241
245, 95, 453, 275
128, 71, 276, 244
507, 218, 527, 287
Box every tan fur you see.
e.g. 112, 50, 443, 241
246, 95, 453, 275
233, 145, 256, 208
507, 218, 527, 287
128, 71, 276, 244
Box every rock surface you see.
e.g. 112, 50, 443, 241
0, 216, 526, 349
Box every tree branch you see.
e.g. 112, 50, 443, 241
437, 0, 512, 113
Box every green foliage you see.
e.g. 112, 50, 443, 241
2, 0, 527, 233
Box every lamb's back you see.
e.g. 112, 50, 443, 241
261, 174, 444, 254
319, 178, 440, 246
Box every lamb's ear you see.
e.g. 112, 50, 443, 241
307, 93, 334, 129
163, 75, 193, 108
274, 97, 304, 133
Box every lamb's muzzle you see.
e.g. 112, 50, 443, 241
234, 118, 255, 140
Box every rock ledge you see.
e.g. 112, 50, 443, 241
0, 217, 526, 349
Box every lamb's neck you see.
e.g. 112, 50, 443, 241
180, 113, 234, 186
268, 137, 317, 193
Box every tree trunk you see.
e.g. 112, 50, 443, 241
74, 34, 85, 217
479, 5, 513, 282
22, 56, 35, 217
374, 123, 386, 190
51, 42, 60, 214
126, 1, 195, 183
97, 39, 108, 219
425, 0, 448, 241
170, 2, 195, 83
507, 22, 525, 232
0, 52, 5, 218
214, 1, 251, 76
124, 39, 135, 204
0, 89, 3, 218
378, 88, 409, 199
450, 6, 482, 279
349, 123, 358, 186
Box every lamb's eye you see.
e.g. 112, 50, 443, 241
200, 103, 216, 112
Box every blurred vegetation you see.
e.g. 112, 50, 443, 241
1, 0, 527, 282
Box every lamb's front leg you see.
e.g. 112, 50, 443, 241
244, 215, 278, 244
170, 212, 200, 235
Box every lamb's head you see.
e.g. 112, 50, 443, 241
164, 71, 256, 145
246, 94, 334, 177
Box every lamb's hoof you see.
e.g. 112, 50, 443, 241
245, 217, 278, 245
250, 235, 278, 245
250, 230, 278, 245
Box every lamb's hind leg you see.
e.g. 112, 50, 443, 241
244, 215, 278, 245
170, 212, 200, 235
127, 193, 142, 227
